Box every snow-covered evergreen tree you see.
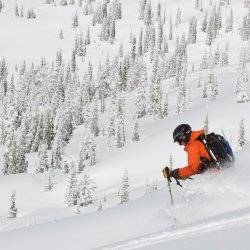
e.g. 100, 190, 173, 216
188, 16, 197, 44
225, 8, 233, 32
132, 120, 140, 142
203, 113, 209, 134
161, 94, 168, 119
44, 172, 54, 191
65, 171, 78, 207
149, 56, 162, 117
236, 49, 250, 103
37, 143, 49, 173
97, 200, 103, 211
118, 170, 129, 204
77, 173, 96, 206
59, 29, 64, 39
238, 118, 247, 147
72, 12, 79, 28
8, 191, 18, 218
207, 67, 218, 101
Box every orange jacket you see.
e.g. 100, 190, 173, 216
178, 130, 211, 179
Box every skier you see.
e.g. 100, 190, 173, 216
164, 124, 220, 180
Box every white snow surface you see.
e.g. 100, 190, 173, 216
0, 0, 250, 249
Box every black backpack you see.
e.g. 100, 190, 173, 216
197, 133, 235, 165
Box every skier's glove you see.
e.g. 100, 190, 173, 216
162, 167, 180, 180
170, 169, 180, 179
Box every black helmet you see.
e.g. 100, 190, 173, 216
173, 124, 192, 144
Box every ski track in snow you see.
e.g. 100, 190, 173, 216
99, 212, 250, 250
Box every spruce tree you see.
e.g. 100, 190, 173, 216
188, 16, 197, 44
135, 82, 147, 118
59, 29, 64, 39
97, 200, 103, 211
37, 143, 49, 173
132, 120, 140, 142
8, 191, 18, 218
72, 12, 79, 28
118, 170, 129, 204
201, 11, 208, 32
236, 49, 250, 103
77, 173, 96, 206
161, 94, 168, 118
65, 171, 78, 207
203, 113, 209, 134
238, 118, 246, 147
207, 67, 218, 101
225, 8, 233, 33
169, 16, 173, 40
44, 173, 54, 191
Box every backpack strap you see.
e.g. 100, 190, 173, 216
196, 134, 220, 168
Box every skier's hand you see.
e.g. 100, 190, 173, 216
163, 167, 180, 180
170, 169, 180, 179
162, 166, 171, 179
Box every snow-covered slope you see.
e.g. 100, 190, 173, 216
0, 0, 250, 249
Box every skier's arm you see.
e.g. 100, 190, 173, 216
177, 143, 201, 179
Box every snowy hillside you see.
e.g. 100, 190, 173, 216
0, 0, 250, 249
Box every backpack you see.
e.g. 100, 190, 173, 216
197, 133, 235, 165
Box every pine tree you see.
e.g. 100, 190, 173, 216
188, 16, 197, 44
175, 8, 182, 27
118, 170, 129, 204
177, 81, 187, 113
156, 21, 163, 53
119, 43, 123, 57
72, 12, 79, 28
206, 20, 213, 46
149, 56, 162, 117
90, 101, 100, 137
207, 67, 218, 101
75, 199, 81, 214
20, 6, 24, 17
156, 2, 161, 21
97, 200, 103, 211
238, 118, 246, 147
202, 81, 208, 98
169, 16, 173, 40
225, 8, 233, 33
15, 5, 19, 17
201, 11, 208, 32
44, 173, 54, 191
37, 143, 49, 173
138, 29, 143, 57
143, 0, 152, 26
236, 49, 250, 103
139, 0, 147, 20
195, 0, 199, 10
114, 97, 126, 148
59, 29, 64, 39
203, 113, 209, 134
132, 120, 140, 142
88, 133, 96, 166
86, 27, 91, 45
130, 36, 136, 63
71, 50, 77, 72
161, 94, 168, 118
77, 173, 96, 206
8, 191, 18, 218
135, 83, 147, 118
65, 171, 78, 207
